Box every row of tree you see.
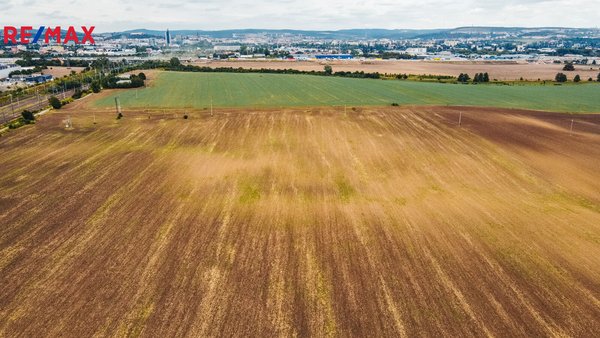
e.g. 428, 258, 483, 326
15, 56, 91, 68
457, 73, 490, 83
473, 73, 490, 83
555, 72, 600, 82
8, 66, 48, 77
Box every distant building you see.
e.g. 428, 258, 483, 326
11, 74, 53, 84
315, 54, 353, 60
405, 48, 427, 55
0, 64, 21, 80
292, 54, 311, 61
165, 29, 171, 46
213, 45, 241, 52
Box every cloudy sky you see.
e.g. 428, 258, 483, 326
1, 0, 599, 32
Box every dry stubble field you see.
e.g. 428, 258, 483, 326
0, 105, 599, 336
198, 60, 600, 81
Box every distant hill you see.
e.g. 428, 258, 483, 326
111, 28, 448, 40
109, 27, 599, 40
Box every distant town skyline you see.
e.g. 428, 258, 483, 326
1, 0, 599, 33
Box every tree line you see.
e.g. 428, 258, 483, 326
457, 73, 490, 83
555, 72, 600, 83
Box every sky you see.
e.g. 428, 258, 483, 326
1, 0, 599, 32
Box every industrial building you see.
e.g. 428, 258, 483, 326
315, 54, 353, 60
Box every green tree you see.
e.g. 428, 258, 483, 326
138, 72, 146, 80
48, 96, 62, 109
324, 65, 333, 75
90, 57, 110, 70
574, 74, 581, 82
91, 81, 101, 93
170, 57, 181, 67
597, 73, 600, 82
555, 73, 567, 82
562, 63, 575, 71
21, 110, 35, 121
130, 76, 145, 87
72, 89, 82, 99
483, 72, 490, 82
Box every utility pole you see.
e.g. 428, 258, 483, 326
10, 94, 15, 119
570, 119, 574, 136
115, 97, 121, 115
1, 102, 6, 123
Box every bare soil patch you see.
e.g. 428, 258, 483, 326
43, 66, 85, 78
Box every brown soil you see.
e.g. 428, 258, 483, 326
0, 105, 599, 336
44, 66, 85, 78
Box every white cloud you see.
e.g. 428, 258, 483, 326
0, 0, 598, 32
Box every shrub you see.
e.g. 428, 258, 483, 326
574, 74, 581, 83
72, 89, 82, 99
60, 98, 73, 106
562, 63, 575, 71
8, 118, 31, 129
183, 114, 189, 119
8, 120, 21, 129
91, 81, 101, 93
555, 73, 567, 82
117, 112, 123, 120
48, 96, 62, 109
391, 103, 399, 106
21, 110, 35, 121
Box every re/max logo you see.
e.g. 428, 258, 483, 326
3, 26, 95, 45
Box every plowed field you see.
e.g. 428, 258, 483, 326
1, 106, 599, 336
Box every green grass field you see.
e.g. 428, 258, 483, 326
93, 71, 600, 112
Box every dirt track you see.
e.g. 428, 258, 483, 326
0, 106, 599, 336
196, 60, 600, 81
